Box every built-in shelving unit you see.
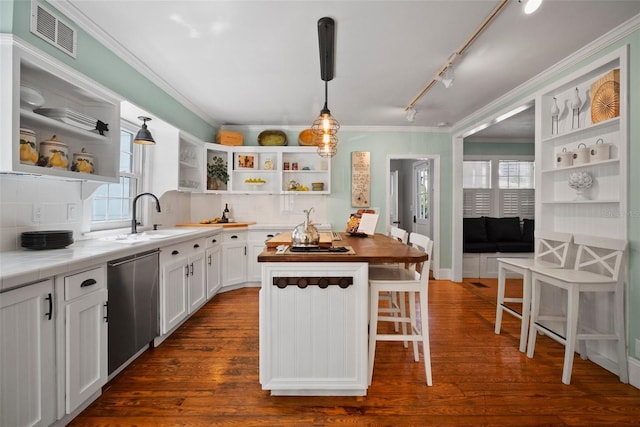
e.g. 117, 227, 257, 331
204, 144, 331, 195
1, 37, 120, 182
535, 46, 628, 238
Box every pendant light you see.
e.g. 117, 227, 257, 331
311, 17, 339, 158
134, 116, 155, 145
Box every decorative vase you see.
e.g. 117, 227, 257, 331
568, 171, 593, 200
550, 97, 560, 135
571, 88, 581, 129
207, 177, 219, 190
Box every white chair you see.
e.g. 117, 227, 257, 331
368, 232, 433, 386
527, 234, 628, 385
495, 231, 573, 352
373, 226, 409, 334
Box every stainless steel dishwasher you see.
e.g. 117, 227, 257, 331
107, 249, 160, 375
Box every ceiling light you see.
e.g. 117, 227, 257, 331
521, 0, 543, 14
311, 17, 339, 158
134, 116, 155, 145
440, 65, 455, 89
406, 107, 417, 122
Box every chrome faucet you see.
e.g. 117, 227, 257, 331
131, 192, 161, 234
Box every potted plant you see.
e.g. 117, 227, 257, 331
207, 156, 229, 190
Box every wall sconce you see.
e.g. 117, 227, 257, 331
134, 116, 155, 145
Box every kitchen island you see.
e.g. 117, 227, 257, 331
258, 232, 428, 396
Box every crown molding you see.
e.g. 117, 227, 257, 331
453, 12, 640, 133
49, 0, 218, 126
221, 124, 450, 134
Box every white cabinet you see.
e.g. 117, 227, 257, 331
149, 129, 204, 195
60, 266, 108, 414
0, 279, 56, 427
536, 46, 628, 239
186, 237, 207, 313
204, 144, 331, 195
1, 37, 120, 182
205, 234, 222, 298
247, 229, 286, 283
159, 237, 207, 335
222, 230, 247, 288
159, 244, 189, 334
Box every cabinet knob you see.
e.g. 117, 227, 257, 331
172, 250, 180, 255
194, 243, 200, 249
231, 235, 238, 239
211, 239, 217, 244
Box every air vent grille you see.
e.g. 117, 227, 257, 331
30, 1, 77, 58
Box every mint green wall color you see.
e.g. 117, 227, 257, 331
7, 0, 216, 141
464, 142, 534, 156
0, 1, 14, 32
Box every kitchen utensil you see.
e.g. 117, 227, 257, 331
21, 230, 74, 250
291, 208, 319, 247
20, 86, 45, 110
38, 135, 69, 169
19, 128, 38, 165
258, 130, 287, 146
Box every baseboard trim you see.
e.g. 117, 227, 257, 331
628, 356, 640, 389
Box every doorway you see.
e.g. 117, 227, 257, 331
387, 155, 440, 278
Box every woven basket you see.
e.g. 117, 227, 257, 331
298, 128, 319, 146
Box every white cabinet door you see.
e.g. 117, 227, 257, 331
65, 288, 107, 413
0, 279, 56, 427
188, 250, 207, 313
222, 241, 247, 287
247, 241, 266, 282
160, 255, 189, 334
206, 244, 222, 299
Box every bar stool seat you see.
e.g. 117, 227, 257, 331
495, 231, 573, 352
527, 234, 628, 385
368, 232, 433, 386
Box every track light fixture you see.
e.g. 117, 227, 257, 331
406, 106, 417, 122
440, 65, 455, 89
134, 116, 155, 145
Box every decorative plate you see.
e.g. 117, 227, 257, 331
591, 81, 620, 124
298, 129, 319, 146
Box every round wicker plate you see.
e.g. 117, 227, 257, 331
591, 81, 620, 124
298, 128, 319, 146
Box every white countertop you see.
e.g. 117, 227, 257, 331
0, 227, 222, 293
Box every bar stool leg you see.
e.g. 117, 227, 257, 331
519, 269, 532, 353
409, 291, 419, 361
614, 284, 629, 383
419, 285, 432, 386
526, 277, 542, 359
495, 265, 506, 334
399, 291, 408, 348
562, 286, 580, 385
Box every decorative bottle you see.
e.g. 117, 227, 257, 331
221, 203, 230, 223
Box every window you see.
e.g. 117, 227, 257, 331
498, 160, 534, 189
463, 160, 491, 189
91, 122, 142, 230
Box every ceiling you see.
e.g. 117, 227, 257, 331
53, 0, 640, 130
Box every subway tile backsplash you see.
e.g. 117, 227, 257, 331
0, 174, 83, 251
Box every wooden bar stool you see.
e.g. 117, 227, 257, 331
527, 234, 628, 384
495, 231, 573, 352
368, 232, 433, 386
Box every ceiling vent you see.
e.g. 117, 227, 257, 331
30, 1, 77, 58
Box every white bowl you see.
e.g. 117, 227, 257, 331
20, 86, 45, 110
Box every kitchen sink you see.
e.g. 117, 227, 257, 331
100, 229, 191, 244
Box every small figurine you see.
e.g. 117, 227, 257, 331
95, 120, 109, 136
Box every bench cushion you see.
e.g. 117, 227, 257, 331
463, 217, 488, 243
497, 241, 534, 253
486, 216, 521, 242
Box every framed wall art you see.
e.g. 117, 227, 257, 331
351, 151, 370, 207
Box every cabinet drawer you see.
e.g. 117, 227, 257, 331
248, 230, 285, 242
206, 234, 222, 248
64, 266, 106, 301
185, 237, 207, 254
223, 231, 247, 243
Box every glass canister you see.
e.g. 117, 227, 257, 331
19, 128, 38, 165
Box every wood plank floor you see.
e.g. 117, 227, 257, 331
70, 279, 640, 426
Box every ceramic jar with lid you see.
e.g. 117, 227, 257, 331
589, 138, 611, 162
38, 135, 69, 169
71, 148, 95, 174
556, 147, 573, 168
19, 128, 38, 165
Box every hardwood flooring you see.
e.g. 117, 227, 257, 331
70, 279, 640, 426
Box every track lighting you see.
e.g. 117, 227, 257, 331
440, 65, 455, 89
406, 107, 417, 122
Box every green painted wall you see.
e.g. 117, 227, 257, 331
464, 142, 535, 156
7, 0, 216, 141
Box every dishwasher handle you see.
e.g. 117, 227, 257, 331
108, 249, 160, 267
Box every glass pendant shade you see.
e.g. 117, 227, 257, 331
134, 116, 155, 145
316, 133, 338, 158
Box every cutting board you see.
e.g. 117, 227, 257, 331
266, 231, 333, 248
175, 222, 256, 228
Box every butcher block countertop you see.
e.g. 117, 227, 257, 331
258, 232, 428, 264
175, 222, 256, 228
